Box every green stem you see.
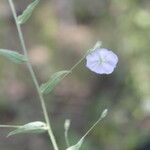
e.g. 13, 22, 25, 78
80, 109, 107, 141
8, 1, 59, 150
70, 54, 86, 72
62, 50, 90, 81
81, 115, 103, 140
0, 125, 21, 128
64, 128, 70, 147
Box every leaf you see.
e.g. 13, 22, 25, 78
40, 70, 71, 94
7, 121, 47, 137
0, 49, 27, 63
66, 109, 108, 150
17, 0, 40, 25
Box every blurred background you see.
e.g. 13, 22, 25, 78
0, 0, 150, 149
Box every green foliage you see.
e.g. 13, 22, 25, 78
17, 0, 40, 25
40, 70, 71, 94
0, 49, 27, 63
1, 0, 150, 149
7, 121, 47, 137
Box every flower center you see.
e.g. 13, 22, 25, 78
98, 55, 106, 64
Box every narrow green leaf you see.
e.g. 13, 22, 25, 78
66, 109, 108, 150
0, 49, 27, 63
7, 121, 47, 137
17, 0, 40, 25
40, 70, 71, 94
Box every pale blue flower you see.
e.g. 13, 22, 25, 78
86, 48, 118, 74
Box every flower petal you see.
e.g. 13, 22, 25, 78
105, 51, 118, 66
101, 63, 115, 74
86, 49, 99, 62
86, 48, 118, 74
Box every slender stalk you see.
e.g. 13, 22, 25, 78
8, 1, 59, 150
64, 129, 70, 147
61, 50, 90, 82
81, 115, 103, 139
80, 109, 107, 141
0, 125, 21, 128
70, 54, 86, 72
64, 119, 71, 148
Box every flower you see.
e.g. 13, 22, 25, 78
86, 48, 118, 74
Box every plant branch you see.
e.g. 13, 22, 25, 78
8, 1, 59, 150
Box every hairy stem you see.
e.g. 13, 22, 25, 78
8, 0, 59, 150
